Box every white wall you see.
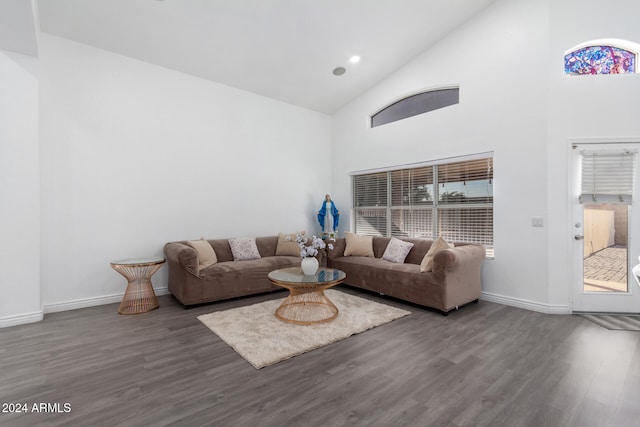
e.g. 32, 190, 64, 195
546, 0, 640, 307
0, 50, 41, 326
332, 0, 554, 311
333, 0, 640, 313
39, 35, 331, 310
9, 0, 640, 324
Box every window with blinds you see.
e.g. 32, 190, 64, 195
391, 166, 434, 238
353, 172, 388, 236
580, 150, 636, 204
353, 156, 493, 256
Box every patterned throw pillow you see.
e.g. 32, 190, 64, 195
381, 237, 415, 264
228, 237, 261, 261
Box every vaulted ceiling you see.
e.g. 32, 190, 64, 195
22, 0, 498, 113
0, 0, 39, 57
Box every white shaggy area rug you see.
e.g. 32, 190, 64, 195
197, 290, 411, 369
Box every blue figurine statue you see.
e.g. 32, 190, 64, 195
318, 194, 339, 237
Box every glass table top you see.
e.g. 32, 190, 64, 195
268, 267, 346, 284
110, 257, 166, 267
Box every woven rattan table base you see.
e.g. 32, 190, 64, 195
275, 287, 339, 325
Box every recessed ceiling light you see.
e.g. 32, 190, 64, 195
333, 67, 346, 76
349, 56, 361, 64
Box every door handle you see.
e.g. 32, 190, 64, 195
574, 235, 584, 240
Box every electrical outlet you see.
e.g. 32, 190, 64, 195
532, 217, 544, 227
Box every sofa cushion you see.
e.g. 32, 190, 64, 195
381, 237, 414, 264
344, 232, 374, 257
199, 256, 300, 278
330, 255, 446, 309
229, 237, 261, 261
420, 236, 454, 272
256, 236, 279, 257
186, 239, 217, 271
275, 232, 304, 257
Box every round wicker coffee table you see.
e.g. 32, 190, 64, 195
110, 257, 165, 315
268, 267, 346, 325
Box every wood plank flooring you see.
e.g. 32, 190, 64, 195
1, 286, 639, 427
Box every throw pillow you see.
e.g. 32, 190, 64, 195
275, 231, 305, 257
186, 239, 217, 271
228, 237, 261, 261
344, 232, 374, 257
420, 236, 454, 272
382, 237, 414, 264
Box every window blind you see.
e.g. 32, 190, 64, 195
438, 207, 493, 250
580, 150, 636, 203
391, 166, 433, 206
438, 158, 493, 205
353, 172, 388, 237
353, 208, 388, 237
352, 156, 493, 256
391, 209, 433, 239
353, 172, 387, 207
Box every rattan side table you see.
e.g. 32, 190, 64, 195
110, 257, 165, 315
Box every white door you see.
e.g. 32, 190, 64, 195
571, 142, 640, 313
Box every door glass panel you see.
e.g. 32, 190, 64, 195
583, 204, 628, 292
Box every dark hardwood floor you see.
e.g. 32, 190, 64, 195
1, 286, 639, 427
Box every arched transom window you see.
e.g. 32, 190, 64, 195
565, 39, 640, 75
371, 87, 459, 128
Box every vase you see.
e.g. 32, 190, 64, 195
301, 257, 319, 275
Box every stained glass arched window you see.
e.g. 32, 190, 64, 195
565, 41, 638, 75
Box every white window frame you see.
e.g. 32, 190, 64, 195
351, 152, 494, 257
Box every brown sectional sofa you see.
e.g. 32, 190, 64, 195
327, 237, 485, 314
164, 234, 485, 315
164, 236, 298, 306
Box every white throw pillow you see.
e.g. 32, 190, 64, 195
382, 237, 414, 264
420, 237, 454, 272
186, 239, 217, 271
228, 237, 261, 261
344, 232, 374, 257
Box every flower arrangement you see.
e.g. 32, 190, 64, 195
287, 233, 334, 258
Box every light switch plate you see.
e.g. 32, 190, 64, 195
532, 217, 544, 227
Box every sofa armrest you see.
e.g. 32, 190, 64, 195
164, 242, 199, 277
432, 244, 485, 273
432, 244, 486, 310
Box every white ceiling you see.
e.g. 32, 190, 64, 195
36, 0, 497, 113
0, 0, 39, 57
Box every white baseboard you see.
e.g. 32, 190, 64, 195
3, 288, 566, 327
481, 291, 571, 315
44, 286, 170, 314
2, 287, 171, 328
0, 310, 44, 328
